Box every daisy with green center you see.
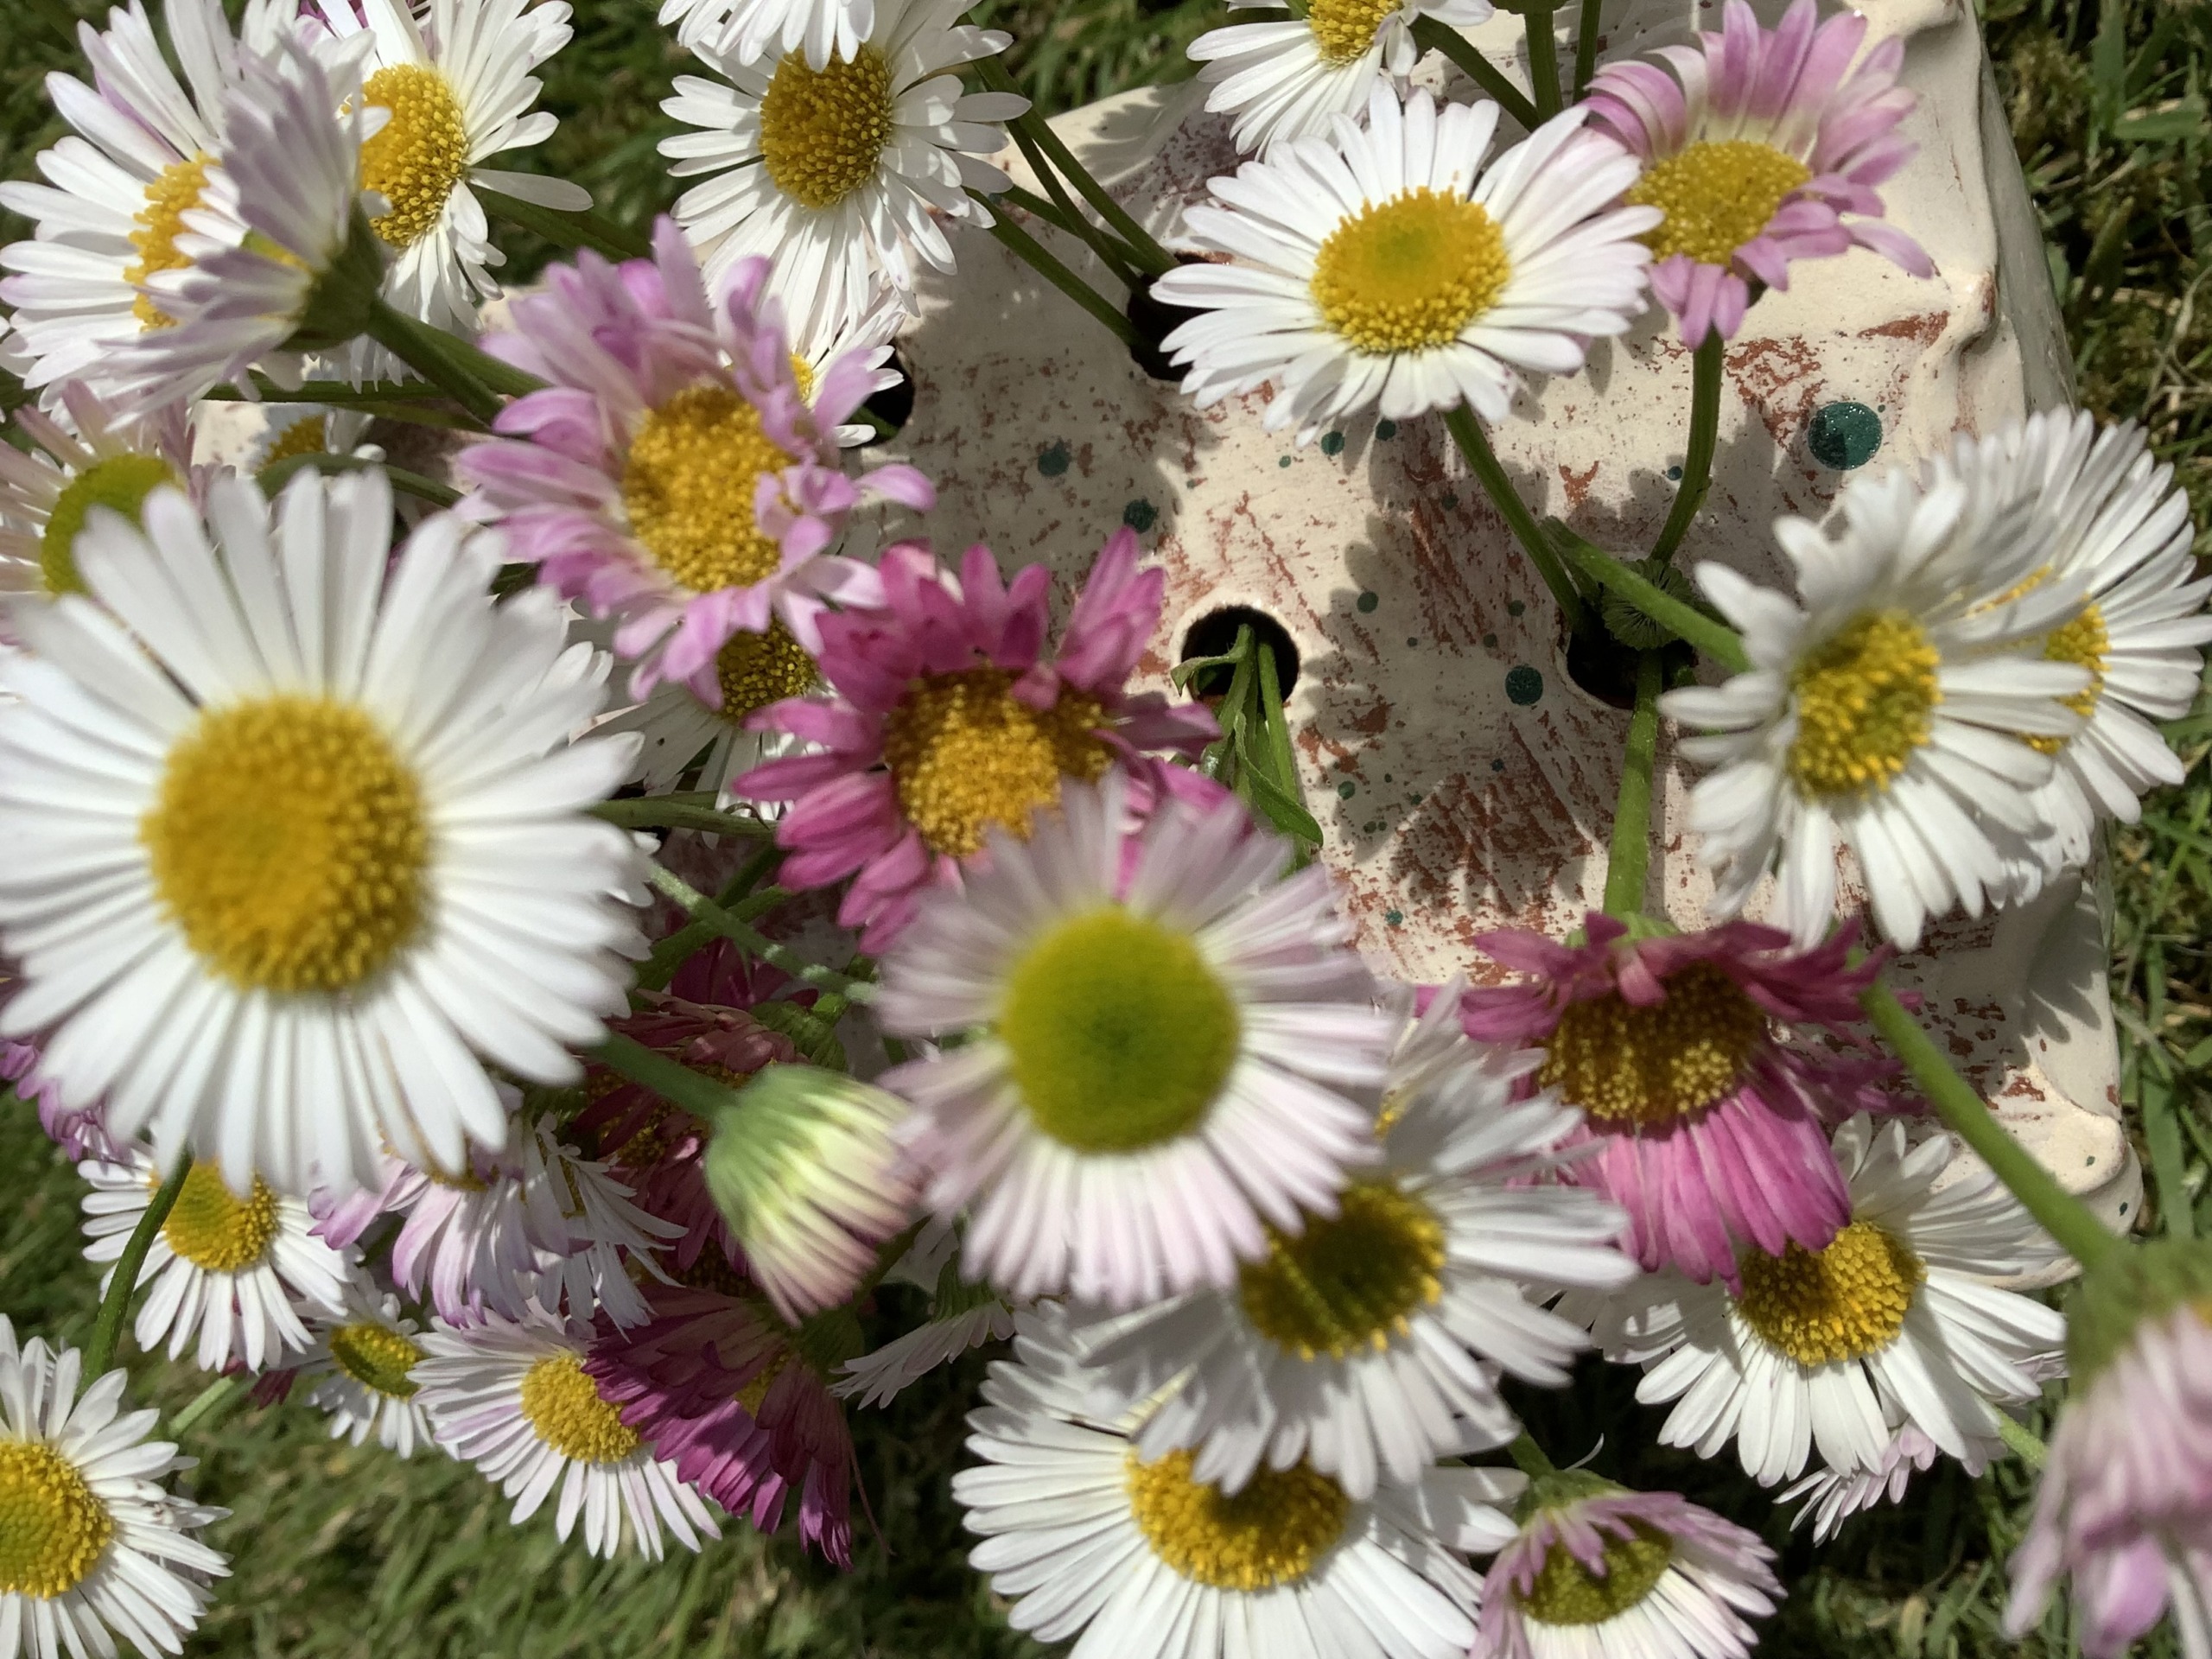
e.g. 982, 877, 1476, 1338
1661, 458, 2095, 949
1575, 1116, 2067, 1488
659, 0, 1027, 354
1585, 0, 1932, 345
0, 384, 194, 615
1151, 88, 1658, 443
0, 468, 647, 1198
876, 774, 1395, 1310
0, 1318, 229, 1659
295, 1275, 435, 1457
1076, 984, 1636, 1501
952, 1307, 1521, 1659
415, 1299, 721, 1560
80, 1148, 349, 1374
304, 0, 592, 335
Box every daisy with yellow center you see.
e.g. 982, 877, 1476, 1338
953, 1307, 1520, 1659
0, 1318, 229, 1659
1152, 87, 1658, 443
415, 1302, 720, 1560
79, 1149, 348, 1375
296, 1279, 435, 1457
1586, 0, 1934, 344
1578, 1116, 2066, 1488
0, 468, 646, 1198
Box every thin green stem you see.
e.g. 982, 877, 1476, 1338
168, 1376, 243, 1438
85, 1154, 190, 1377
1996, 1415, 2049, 1470
207, 378, 485, 431
1860, 982, 2123, 1270
997, 129, 1141, 289
978, 60, 1174, 275
1410, 17, 1542, 130
1001, 184, 1084, 239
474, 187, 650, 262
1602, 652, 1663, 918
596, 1031, 749, 1121
1548, 528, 1751, 671
590, 798, 778, 839
1572, 0, 1605, 96
1507, 1432, 1560, 1479
257, 452, 460, 507
1523, 3, 1564, 118
647, 864, 876, 1001
976, 199, 1143, 349
634, 856, 785, 993
1651, 329, 1724, 566
365, 300, 503, 424
1444, 404, 1592, 639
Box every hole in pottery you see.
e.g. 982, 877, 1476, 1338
1126, 260, 1204, 383
1565, 632, 1641, 709
1179, 606, 1300, 698
858, 348, 916, 442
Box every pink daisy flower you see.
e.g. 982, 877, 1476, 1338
1459, 912, 1897, 1287
1586, 0, 1932, 344
736, 531, 1219, 950
458, 218, 935, 701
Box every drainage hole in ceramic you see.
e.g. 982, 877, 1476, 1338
1179, 605, 1300, 697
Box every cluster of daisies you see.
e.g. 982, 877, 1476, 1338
0, 0, 2205, 1656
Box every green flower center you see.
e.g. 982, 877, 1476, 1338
1237, 1180, 1446, 1358
1519, 1522, 1675, 1625
328, 1321, 424, 1399
40, 454, 178, 595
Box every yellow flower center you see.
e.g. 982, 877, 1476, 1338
620, 386, 794, 595
38, 454, 178, 596
359, 65, 472, 251
1237, 1180, 1446, 1358
162, 1161, 282, 1273
1306, 0, 1401, 62
1124, 1450, 1349, 1591
328, 1321, 424, 1399
2025, 602, 2108, 756
1624, 138, 1812, 267
1000, 908, 1242, 1153
758, 48, 895, 212
1518, 1522, 1675, 1626
0, 1442, 113, 1599
142, 694, 431, 995
1537, 963, 1768, 1128
518, 1354, 640, 1463
879, 668, 1110, 859
260, 416, 331, 471
1735, 1219, 1924, 1366
125, 153, 213, 330
714, 622, 817, 725
1785, 609, 1942, 800
1310, 188, 1511, 355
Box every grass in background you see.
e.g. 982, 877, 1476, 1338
1, 0, 2209, 1652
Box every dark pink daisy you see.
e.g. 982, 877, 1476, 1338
1459, 912, 1900, 1286
735, 530, 1219, 950
1587, 0, 1931, 344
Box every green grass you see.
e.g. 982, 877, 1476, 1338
1, 0, 2209, 1653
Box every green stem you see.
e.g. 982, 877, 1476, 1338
976, 198, 1144, 350
635, 858, 785, 993
1572, 0, 1605, 97
1443, 404, 1592, 639
85, 1154, 190, 1377
1860, 982, 2123, 1270
596, 1031, 750, 1121
365, 300, 503, 424
1996, 1415, 2049, 1470
590, 798, 778, 839
1507, 1432, 1560, 1479
1602, 653, 1663, 918
1410, 17, 1542, 130
475, 187, 650, 262
1523, 3, 1564, 118
208, 378, 486, 430
978, 60, 1174, 276
1548, 528, 1751, 671
996, 130, 1141, 289
257, 452, 461, 507
168, 1376, 243, 1438
1650, 329, 1724, 566
1001, 184, 1085, 240
646, 864, 876, 1001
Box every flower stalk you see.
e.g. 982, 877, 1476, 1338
475, 186, 650, 261
258, 451, 460, 507
1601, 652, 1664, 918
1522, 1, 1565, 118
83, 1152, 189, 1377
1650, 329, 1724, 566
977, 59, 1174, 276
1547, 523, 1751, 671
647, 863, 877, 1001
974, 194, 1145, 350
1410, 16, 1541, 130
1444, 403, 1593, 639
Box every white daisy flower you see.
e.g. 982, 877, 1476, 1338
245, 403, 379, 480
587, 614, 811, 807
876, 774, 1395, 1311
0, 1318, 230, 1659
0, 384, 194, 609
1077, 985, 1636, 1501
1152, 87, 1657, 443
1189, 0, 1494, 156
80, 1149, 349, 1374
1580, 1116, 2067, 1488
295, 1275, 435, 1456
0, 467, 646, 1197
952, 1308, 1520, 1659
796, 280, 908, 447
304, 0, 591, 334
834, 1286, 1016, 1408
660, 0, 1026, 355
1661, 458, 2097, 949
1779, 1421, 2000, 1545
518, 1116, 682, 1331
414, 1301, 721, 1560
0, 0, 287, 396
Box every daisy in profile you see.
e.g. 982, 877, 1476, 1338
1582, 1116, 2067, 1487
0, 468, 645, 1197
518, 1116, 683, 1330
0, 1318, 230, 1659
738, 532, 1218, 948
877, 775, 1393, 1309
81, 1150, 349, 1373
1782, 1422, 1999, 1543
1473, 1478, 1781, 1659
1078, 986, 1635, 1500
417, 1297, 721, 1559
460, 224, 933, 696
953, 1309, 1518, 1659
1586, 0, 1931, 344
1662, 460, 2093, 948
836, 1272, 1015, 1408
0, 384, 194, 608
1188, 0, 1494, 156
1153, 87, 1656, 442
659, 0, 1025, 353
296, 1276, 435, 1456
